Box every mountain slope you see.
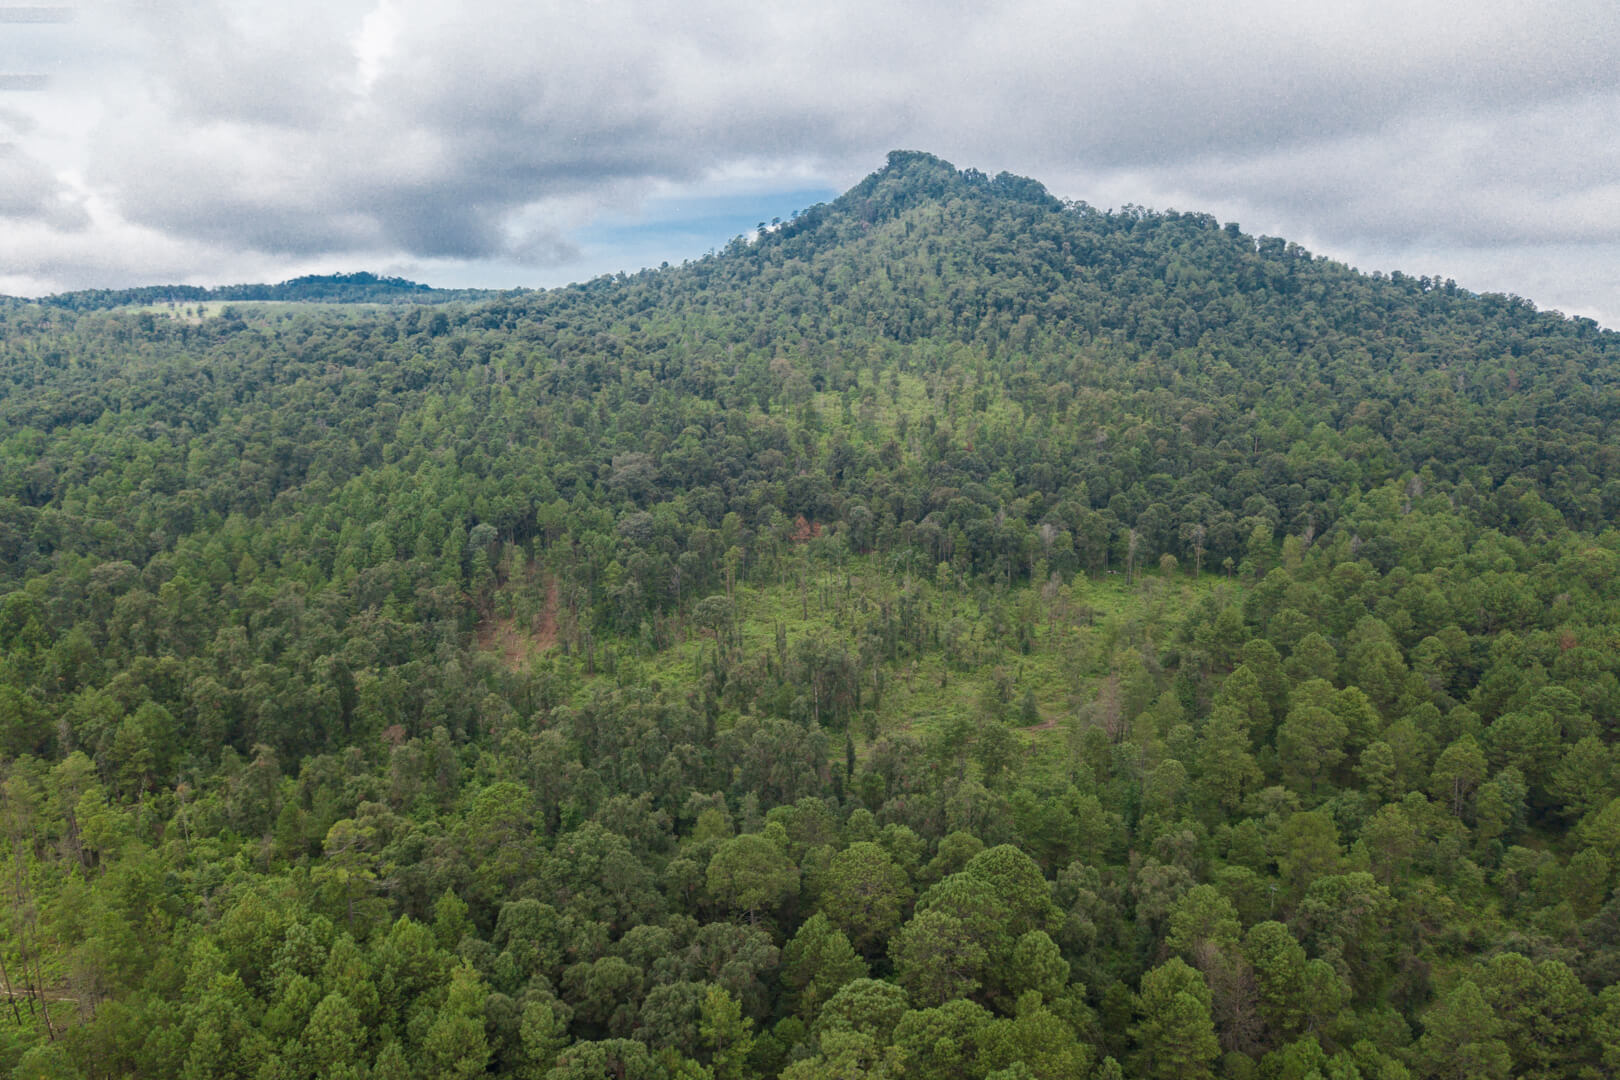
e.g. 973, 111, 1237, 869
1, 152, 1620, 1079
474, 150, 1620, 548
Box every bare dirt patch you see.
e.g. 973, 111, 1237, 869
534, 577, 559, 650
477, 578, 559, 670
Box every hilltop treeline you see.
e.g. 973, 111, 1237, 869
2, 152, 1620, 1078
14, 272, 509, 312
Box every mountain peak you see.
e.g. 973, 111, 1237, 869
832, 150, 1061, 225
879, 149, 961, 179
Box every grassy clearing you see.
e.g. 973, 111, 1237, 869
129, 300, 254, 319
488, 556, 1237, 768
124, 300, 398, 322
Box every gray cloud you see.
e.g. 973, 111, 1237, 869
0, 131, 87, 229
2, 1, 1617, 324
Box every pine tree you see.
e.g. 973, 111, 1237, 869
1414, 980, 1511, 1080
782, 912, 868, 1021
418, 965, 492, 1080
700, 985, 754, 1080
1131, 958, 1219, 1080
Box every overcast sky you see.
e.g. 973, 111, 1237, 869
3, 1, 1618, 326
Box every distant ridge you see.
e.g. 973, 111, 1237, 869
26, 271, 514, 311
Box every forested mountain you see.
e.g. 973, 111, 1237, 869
3, 150, 1620, 1079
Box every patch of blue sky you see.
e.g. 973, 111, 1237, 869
573, 186, 840, 269
384, 186, 841, 292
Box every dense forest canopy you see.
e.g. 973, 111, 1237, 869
3, 150, 1620, 1079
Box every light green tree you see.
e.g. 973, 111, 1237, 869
419, 964, 492, 1080
700, 984, 755, 1080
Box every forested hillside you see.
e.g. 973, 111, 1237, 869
3, 151, 1620, 1079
